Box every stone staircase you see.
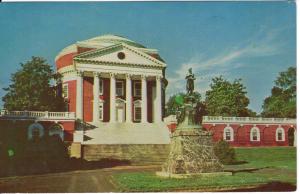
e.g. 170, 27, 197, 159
83, 122, 170, 144
81, 122, 171, 164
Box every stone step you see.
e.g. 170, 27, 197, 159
82, 144, 170, 165
82, 122, 171, 145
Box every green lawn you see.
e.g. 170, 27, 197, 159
112, 147, 296, 192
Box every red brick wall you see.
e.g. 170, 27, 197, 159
56, 52, 77, 70
77, 47, 95, 54
167, 123, 296, 147
83, 77, 94, 122
65, 80, 77, 113
60, 121, 76, 141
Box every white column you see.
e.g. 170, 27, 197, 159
76, 71, 83, 120
93, 72, 100, 123
110, 73, 116, 122
141, 75, 148, 123
155, 76, 162, 123
126, 74, 132, 123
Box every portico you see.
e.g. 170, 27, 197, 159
75, 70, 163, 124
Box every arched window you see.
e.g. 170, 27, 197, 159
49, 124, 64, 140
223, 126, 234, 141
276, 127, 285, 141
250, 127, 260, 141
28, 123, 44, 140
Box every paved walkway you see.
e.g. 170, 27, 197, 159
0, 165, 160, 192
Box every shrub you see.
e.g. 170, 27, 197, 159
213, 140, 236, 164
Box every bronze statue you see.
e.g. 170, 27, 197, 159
185, 68, 196, 95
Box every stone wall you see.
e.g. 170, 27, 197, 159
82, 144, 170, 165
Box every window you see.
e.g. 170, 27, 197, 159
250, 127, 260, 141
62, 83, 68, 98
223, 127, 234, 141
278, 131, 282, 141
99, 79, 103, 95
276, 127, 285, 141
116, 81, 124, 96
134, 100, 142, 122
99, 103, 103, 121
135, 107, 141, 121
134, 81, 141, 97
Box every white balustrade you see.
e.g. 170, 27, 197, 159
0, 110, 76, 120
202, 116, 296, 124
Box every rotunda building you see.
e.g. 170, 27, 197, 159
56, 35, 168, 124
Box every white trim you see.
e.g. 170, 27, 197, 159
223, 126, 234, 141
250, 127, 260, 141
75, 63, 163, 77
99, 79, 104, 95
134, 81, 141, 97
276, 127, 285, 141
116, 80, 124, 96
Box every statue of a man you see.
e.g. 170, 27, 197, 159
185, 68, 196, 95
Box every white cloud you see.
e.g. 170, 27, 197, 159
166, 27, 283, 99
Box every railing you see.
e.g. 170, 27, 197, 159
0, 110, 76, 120
164, 115, 296, 125
203, 116, 296, 124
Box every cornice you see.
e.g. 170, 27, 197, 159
74, 58, 164, 70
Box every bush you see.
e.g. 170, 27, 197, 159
213, 140, 236, 164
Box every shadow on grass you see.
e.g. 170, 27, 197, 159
230, 160, 248, 165
0, 135, 131, 178
226, 181, 296, 192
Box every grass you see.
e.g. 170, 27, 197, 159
112, 147, 296, 192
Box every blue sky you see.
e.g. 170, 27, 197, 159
0, 2, 296, 113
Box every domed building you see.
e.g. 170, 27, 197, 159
56, 34, 167, 124
56, 35, 170, 162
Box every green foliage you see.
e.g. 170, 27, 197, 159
262, 67, 296, 118
213, 140, 236, 165
165, 92, 201, 116
2, 56, 65, 111
205, 76, 256, 117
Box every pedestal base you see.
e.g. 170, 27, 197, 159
160, 128, 224, 175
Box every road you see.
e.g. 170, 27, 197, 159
0, 165, 159, 192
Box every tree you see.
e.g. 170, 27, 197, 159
205, 76, 255, 117
165, 91, 201, 116
261, 67, 296, 118
2, 56, 65, 111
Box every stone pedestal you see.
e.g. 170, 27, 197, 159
159, 127, 224, 176
157, 92, 231, 178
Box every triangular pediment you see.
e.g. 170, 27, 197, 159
74, 43, 166, 67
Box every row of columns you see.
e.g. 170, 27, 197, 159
75, 71, 162, 123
